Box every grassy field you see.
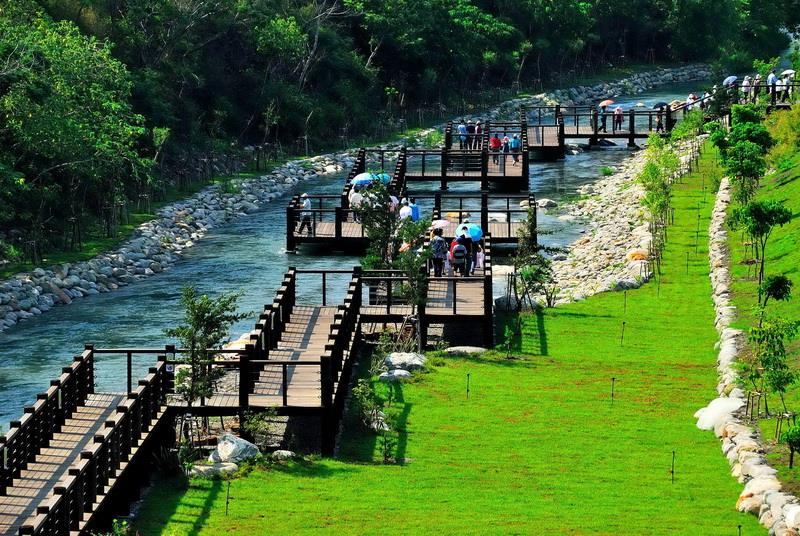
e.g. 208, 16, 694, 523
133, 147, 761, 534
724, 108, 800, 495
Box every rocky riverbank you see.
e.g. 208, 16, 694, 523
0, 63, 711, 333
695, 177, 800, 536
545, 138, 702, 304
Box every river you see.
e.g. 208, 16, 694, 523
0, 81, 707, 427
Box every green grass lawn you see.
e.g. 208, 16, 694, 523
725, 111, 800, 495
133, 147, 761, 535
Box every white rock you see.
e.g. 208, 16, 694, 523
209, 433, 259, 463
271, 450, 296, 461
190, 462, 238, 478
379, 370, 412, 382
384, 352, 426, 371
443, 346, 486, 355
694, 396, 744, 432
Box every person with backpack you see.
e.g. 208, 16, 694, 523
510, 134, 521, 165
466, 120, 476, 151
489, 133, 501, 164
430, 228, 448, 277
409, 197, 420, 221
501, 134, 511, 169
454, 228, 473, 276
297, 193, 313, 236
450, 238, 468, 276
613, 106, 623, 132
474, 121, 483, 150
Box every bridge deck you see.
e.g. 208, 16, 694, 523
0, 393, 123, 534
293, 221, 522, 243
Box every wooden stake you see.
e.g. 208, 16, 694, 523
671, 450, 676, 483
466, 373, 471, 400
620, 321, 626, 347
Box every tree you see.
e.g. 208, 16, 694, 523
166, 286, 248, 407
749, 318, 800, 414
728, 123, 774, 155
729, 200, 793, 285
782, 426, 800, 469
725, 141, 767, 205
759, 274, 793, 310
358, 182, 397, 269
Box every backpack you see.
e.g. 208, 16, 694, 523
452, 244, 467, 265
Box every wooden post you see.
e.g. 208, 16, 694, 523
554, 104, 561, 122
480, 192, 489, 235
334, 207, 343, 239
286, 199, 296, 252
434, 192, 441, 213
483, 273, 494, 347
628, 110, 636, 148
480, 149, 489, 190
666, 107, 674, 132
240, 345, 253, 409
440, 148, 448, 191
530, 193, 538, 247
557, 116, 566, 159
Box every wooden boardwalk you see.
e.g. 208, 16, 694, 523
0, 394, 122, 534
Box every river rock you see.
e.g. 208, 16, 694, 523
209, 433, 259, 463
190, 462, 238, 478
379, 369, 412, 382
384, 352, 426, 371
537, 198, 557, 208
271, 450, 296, 461
443, 346, 486, 355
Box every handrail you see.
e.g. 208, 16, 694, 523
19, 359, 167, 535
0, 349, 93, 496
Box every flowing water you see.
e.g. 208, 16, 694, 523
0, 81, 708, 427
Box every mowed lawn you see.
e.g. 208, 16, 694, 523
135, 149, 761, 535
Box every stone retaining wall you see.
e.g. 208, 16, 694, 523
695, 177, 800, 536
0, 63, 712, 333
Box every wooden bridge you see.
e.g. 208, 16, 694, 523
286, 190, 535, 251
0, 349, 169, 535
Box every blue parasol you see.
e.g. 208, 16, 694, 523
722, 75, 738, 86
351, 172, 391, 186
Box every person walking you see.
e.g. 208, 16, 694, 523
767, 69, 778, 104
742, 76, 752, 102
430, 228, 447, 277
510, 134, 521, 165
781, 75, 791, 102
349, 187, 364, 223
613, 106, 623, 131
753, 74, 762, 100
655, 109, 664, 133
297, 193, 313, 236
456, 229, 474, 276
475, 121, 483, 150
599, 105, 608, 133
399, 199, 412, 220
466, 120, 476, 151
489, 133, 502, 164
409, 197, 420, 221
450, 237, 468, 276
501, 134, 511, 169
457, 119, 468, 150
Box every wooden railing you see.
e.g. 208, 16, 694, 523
0, 349, 93, 497
429, 192, 535, 240
18, 356, 167, 535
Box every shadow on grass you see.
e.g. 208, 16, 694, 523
146, 476, 223, 536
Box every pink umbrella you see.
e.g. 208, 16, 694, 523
431, 219, 450, 229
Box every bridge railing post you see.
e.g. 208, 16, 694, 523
628, 111, 636, 148
440, 148, 448, 191
286, 198, 297, 252
480, 149, 489, 190
240, 345, 253, 409
481, 193, 489, 235
334, 207, 343, 239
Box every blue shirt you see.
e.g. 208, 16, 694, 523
409, 203, 420, 221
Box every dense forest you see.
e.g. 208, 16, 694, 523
0, 0, 798, 262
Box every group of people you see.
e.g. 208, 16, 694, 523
596, 105, 628, 133
488, 131, 522, 165
456, 119, 522, 165
456, 119, 484, 150
429, 224, 483, 278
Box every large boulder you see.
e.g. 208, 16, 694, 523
209, 433, 259, 463
384, 352, 426, 371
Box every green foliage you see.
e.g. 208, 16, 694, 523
749, 317, 800, 413
166, 286, 248, 407
728, 123, 773, 155
759, 275, 793, 309
725, 141, 767, 205
358, 182, 396, 269
753, 57, 781, 78
731, 104, 765, 126
241, 409, 277, 451
766, 105, 800, 171
782, 426, 800, 468
729, 199, 793, 285
600, 166, 614, 176
91, 519, 129, 536
670, 110, 705, 141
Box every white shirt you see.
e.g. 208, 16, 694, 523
350, 192, 363, 208
399, 206, 412, 220
301, 198, 311, 217
768, 73, 778, 85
